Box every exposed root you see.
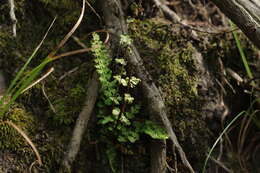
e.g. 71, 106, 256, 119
153, 0, 236, 34
210, 157, 233, 173
59, 72, 99, 172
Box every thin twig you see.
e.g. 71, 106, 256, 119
153, 0, 237, 35
42, 83, 56, 113
8, 0, 17, 37
85, 0, 101, 21
4, 120, 42, 165
51, 47, 92, 60
21, 67, 54, 93
166, 161, 175, 173
72, 36, 87, 49
29, 160, 39, 173
48, 0, 86, 58
58, 66, 79, 81
210, 157, 233, 173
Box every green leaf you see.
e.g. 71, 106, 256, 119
130, 76, 141, 88
99, 116, 114, 124
110, 96, 121, 105
124, 93, 134, 104
121, 79, 128, 86
113, 75, 121, 82
118, 135, 127, 142
120, 114, 131, 125
115, 58, 127, 66
142, 121, 168, 139
126, 131, 139, 143
112, 107, 121, 116
130, 105, 140, 114
125, 112, 134, 119
120, 34, 133, 46
104, 99, 113, 106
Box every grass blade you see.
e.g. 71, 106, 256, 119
230, 21, 253, 80
202, 111, 246, 173
6, 17, 56, 95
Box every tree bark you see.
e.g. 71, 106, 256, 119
150, 140, 167, 173
211, 0, 260, 49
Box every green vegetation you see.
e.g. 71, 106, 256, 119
202, 22, 260, 173
91, 32, 168, 172
128, 18, 210, 167
0, 0, 259, 172
230, 21, 254, 80
0, 104, 35, 150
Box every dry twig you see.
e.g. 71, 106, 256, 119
4, 120, 42, 165
21, 67, 54, 94
153, 0, 236, 34
8, 0, 17, 37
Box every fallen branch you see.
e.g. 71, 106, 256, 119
59, 72, 99, 172
101, 0, 194, 172
211, 0, 260, 49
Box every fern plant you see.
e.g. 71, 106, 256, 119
91, 33, 168, 143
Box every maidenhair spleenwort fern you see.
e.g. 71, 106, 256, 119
91, 32, 168, 173
91, 33, 168, 143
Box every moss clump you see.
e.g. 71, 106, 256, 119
0, 103, 35, 151
46, 82, 87, 126
41, 63, 92, 127
129, 18, 210, 168
128, 18, 199, 118
38, 0, 80, 9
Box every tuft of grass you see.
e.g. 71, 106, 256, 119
0, 0, 88, 166
202, 111, 245, 173
203, 22, 259, 172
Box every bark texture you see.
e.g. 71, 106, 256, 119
211, 0, 260, 48
150, 140, 167, 173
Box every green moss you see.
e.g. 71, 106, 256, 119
44, 67, 90, 126
38, 0, 80, 9
0, 103, 35, 151
0, 0, 102, 171
129, 18, 199, 116
129, 18, 210, 168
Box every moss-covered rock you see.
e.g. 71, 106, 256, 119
0, 103, 35, 150
128, 18, 210, 169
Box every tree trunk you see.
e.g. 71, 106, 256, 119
150, 140, 167, 173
